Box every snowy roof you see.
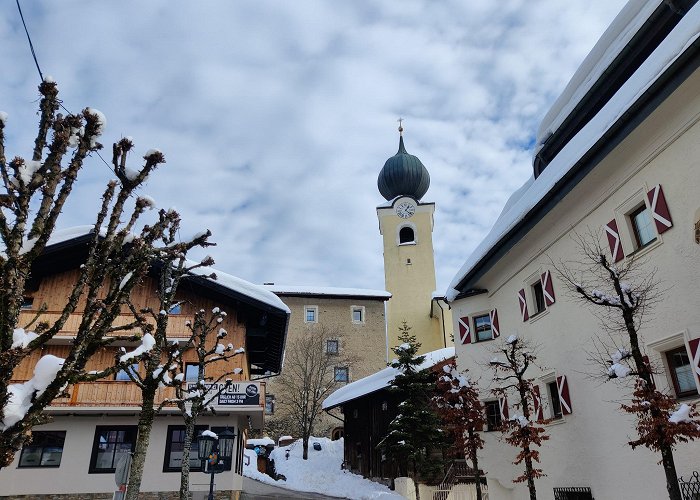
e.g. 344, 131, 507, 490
322, 347, 454, 409
448, 2, 700, 297
263, 284, 390, 300
44, 226, 289, 314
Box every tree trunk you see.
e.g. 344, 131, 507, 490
468, 428, 483, 500
523, 446, 537, 500
125, 388, 156, 500
413, 463, 421, 500
302, 435, 309, 460
179, 418, 197, 500
661, 443, 682, 500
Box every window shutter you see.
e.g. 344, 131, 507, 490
604, 219, 625, 263
556, 375, 572, 415
517, 289, 529, 322
689, 339, 700, 385
647, 184, 673, 234
541, 270, 555, 306
498, 396, 509, 421
458, 316, 472, 344
490, 308, 500, 338
532, 385, 544, 421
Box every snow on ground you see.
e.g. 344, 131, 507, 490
243, 437, 403, 499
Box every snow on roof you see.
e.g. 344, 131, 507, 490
448, 3, 700, 298
322, 347, 454, 409
536, 0, 662, 150
43, 226, 290, 314
247, 437, 275, 447
262, 284, 391, 300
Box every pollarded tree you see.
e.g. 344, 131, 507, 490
0, 80, 181, 467
433, 360, 485, 500
489, 335, 549, 500
557, 234, 700, 500
378, 322, 446, 496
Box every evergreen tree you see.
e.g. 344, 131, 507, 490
378, 322, 446, 494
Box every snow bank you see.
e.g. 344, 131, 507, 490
244, 437, 402, 499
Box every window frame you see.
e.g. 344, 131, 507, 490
304, 305, 318, 324
398, 226, 415, 244
326, 339, 339, 355
163, 425, 208, 473
473, 313, 493, 342
531, 280, 546, 316
184, 363, 202, 383
484, 400, 502, 431
334, 366, 349, 383
629, 203, 656, 250
265, 394, 275, 415
18, 430, 66, 468
665, 346, 699, 399
547, 381, 563, 420
89, 425, 138, 474
115, 363, 139, 381
20, 296, 34, 310
168, 302, 183, 315
351, 306, 365, 324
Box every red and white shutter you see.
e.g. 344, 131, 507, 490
556, 375, 572, 415
490, 308, 500, 338
604, 219, 625, 263
541, 270, 555, 306
532, 385, 544, 421
517, 289, 529, 322
647, 184, 673, 234
498, 396, 509, 421
458, 316, 472, 344
689, 338, 700, 384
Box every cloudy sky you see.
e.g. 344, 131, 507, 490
0, 0, 627, 292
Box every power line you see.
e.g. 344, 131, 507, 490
15, 0, 43, 82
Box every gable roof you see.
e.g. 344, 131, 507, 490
448, 1, 700, 298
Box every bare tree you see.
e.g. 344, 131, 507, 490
489, 336, 549, 500
0, 80, 181, 466
276, 325, 353, 459
433, 360, 485, 500
556, 233, 700, 500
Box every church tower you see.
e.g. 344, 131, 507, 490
377, 125, 449, 354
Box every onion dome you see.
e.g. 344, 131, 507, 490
377, 126, 430, 201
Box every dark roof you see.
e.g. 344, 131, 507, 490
377, 136, 430, 201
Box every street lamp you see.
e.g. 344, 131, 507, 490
197, 428, 236, 500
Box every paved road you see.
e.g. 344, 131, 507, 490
241, 477, 347, 499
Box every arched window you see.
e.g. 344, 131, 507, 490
331, 427, 344, 441
399, 226, 415, 244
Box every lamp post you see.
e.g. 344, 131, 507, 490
197, 428, 236, 500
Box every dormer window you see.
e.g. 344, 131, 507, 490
399, 226, 415, 244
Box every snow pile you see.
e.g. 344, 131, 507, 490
1, 355, 64, 430
0, 111, 8, 125
511, 415, 529, 428
608, 363, 631, 378
669, 404, 693, 424
247, 437, 275, 447
243, 437, 402, 499
11, 328, 39, 349
202, 429, 218, 439
119, 333, 155, 362
505, 334, 518, 345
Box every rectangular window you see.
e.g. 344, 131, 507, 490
18, 431, 66, 468
334, 367, 349, 383
327, 339, 339, 355
473, 314, 492, 342
304, 306, 318, 323
210, 427, 233, 471
163, 426, 207, 472
185, 363, 201, 383
168, 302, 182, 314
21, 297, 34, 310
351, 306, 364, 323
265, 394, 275, 415
89, 426, 137, 473
630, 204, 656, 248
547, 382, 563, 420
484, 401, 501, 431
666, 346, 698, 398
532, 281, 546, 314
115, 363, 139, 381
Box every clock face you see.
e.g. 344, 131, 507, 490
396, 201, 416, 219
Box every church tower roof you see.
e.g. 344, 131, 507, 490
377, 125, 430, 201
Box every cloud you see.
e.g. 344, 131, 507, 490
0, 0, 627, 291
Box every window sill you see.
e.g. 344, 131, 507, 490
398, 241, 416, 246
627, 237, 661, 260
545, 417, 566, 427
529, 308, 550, 324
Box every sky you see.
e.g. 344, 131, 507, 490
0, 0, 628, 293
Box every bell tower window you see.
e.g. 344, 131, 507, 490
399, 226, 415, 244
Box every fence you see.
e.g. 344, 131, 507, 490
680, 471, 700, 500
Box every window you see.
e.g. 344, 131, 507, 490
163, 426, 207, 472
666, 346, 698, 398
335, 367, 349, 383
89, 426, 137, 473
351, 306, 364, 324
532, 280, 546, 315
210, 427, 233, 471
21, 297, 34, 310
629, 204, 656, 249
547, 382, 563, 420
18, 431, 66, 468
265, 394, 275, 414
473, 314, 492, 342
304, 306, 318, 323
168, 302, 182, 314
185, 363, 201, 383
399, 226, 415, 244
326, 339, 339, 355
484, 401, 502, 431
115, 363, 139, 381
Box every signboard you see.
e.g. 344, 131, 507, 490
187, 381, 261, 407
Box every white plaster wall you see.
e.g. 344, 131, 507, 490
0, 414, 246, 496
451, 64, 700, 499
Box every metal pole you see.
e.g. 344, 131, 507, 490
207, 467, 215, 500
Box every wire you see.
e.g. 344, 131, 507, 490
15, 0, 43, 82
